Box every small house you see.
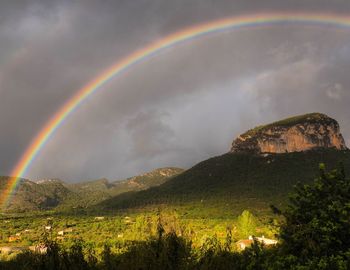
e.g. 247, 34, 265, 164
124, 216, 133, 224
29, 244, 47, 254
236, 236, 277, 250
0, 246, 26, 255
8, 235, 21, 242
236, 239, 253, 250
256, 235, 278, 246
0, 247, 13, 255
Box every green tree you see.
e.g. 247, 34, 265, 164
237, 210, 257, 238
277, 164, 350, 261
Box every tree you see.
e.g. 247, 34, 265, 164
277, 163, 350, 261
237, 210, 257, 238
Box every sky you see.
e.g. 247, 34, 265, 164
1, 0, 350, 182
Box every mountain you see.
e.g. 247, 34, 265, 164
113, 167, 185, 190
2, 113, 349, 216
0, 167, 184, 212
97, 113, 350, 217
98, 150, 350, 215
60, 167, 184, 209
231, 113, 347, 154
0, 177, 72, 212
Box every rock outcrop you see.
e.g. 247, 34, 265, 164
231, 113, 347, 154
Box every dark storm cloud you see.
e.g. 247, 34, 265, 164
1, 0, 350, 181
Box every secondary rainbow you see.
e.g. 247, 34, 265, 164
2, 12, 350, 209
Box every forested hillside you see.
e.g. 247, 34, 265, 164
99, 149, 350, 217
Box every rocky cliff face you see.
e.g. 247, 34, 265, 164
231, 113, 347, 154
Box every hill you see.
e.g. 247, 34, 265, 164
2, 113, 348, 217
59, 167, 184, 209
98, 149, 350, 217
97, 113, 349, 217
0, 167, 184, 212
0, 177, 71, 212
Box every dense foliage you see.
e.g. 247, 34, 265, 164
275, 163, 350, 267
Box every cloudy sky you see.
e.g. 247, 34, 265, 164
1, 0, 350, 182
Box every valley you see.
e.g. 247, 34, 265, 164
1, 113, 349, 269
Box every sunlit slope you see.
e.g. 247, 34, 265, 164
0, 178, 72, 212
0, 168, 184, 212
99, 149, 350, 215
59, 167, 184, 209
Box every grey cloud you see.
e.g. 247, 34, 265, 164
1, 0, 350, 181
326, 83, 344, 100
125, 110, 176, 159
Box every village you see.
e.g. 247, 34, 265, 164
0, 214, 277, 257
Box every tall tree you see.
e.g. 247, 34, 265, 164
237, 210, 257, 238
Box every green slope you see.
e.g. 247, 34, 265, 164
0, 168, 184, 212
0, 178, 72, 212
98, 149, 350, 217
52, 167, 185, 210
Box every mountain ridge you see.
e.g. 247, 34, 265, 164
0, 167, 184, 212
2, 113, 349, 215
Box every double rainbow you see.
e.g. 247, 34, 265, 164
2, 12, 350, 209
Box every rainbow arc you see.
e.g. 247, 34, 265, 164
2, 12, 350, 209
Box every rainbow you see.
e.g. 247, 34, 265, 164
2, 12, 350, 210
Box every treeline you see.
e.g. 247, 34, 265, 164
1, 164, 350, 269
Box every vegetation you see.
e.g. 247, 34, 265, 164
237, 210, 257, 238
0, 178, 71, 212
0, 168, 183, 212
2, 150, 349, 216
1, 164, 350, 269
0, 208, 269, 252
98, 149, 350, 215
64, 167, 184, 209
277, 163, 350, 262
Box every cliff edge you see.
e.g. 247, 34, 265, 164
230, 113, 347, 154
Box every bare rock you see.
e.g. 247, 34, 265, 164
230, 113, 347, 154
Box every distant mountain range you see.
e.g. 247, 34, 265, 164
1, 113, 349, 215
0, 168, 184, 212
